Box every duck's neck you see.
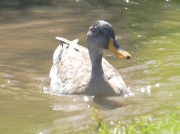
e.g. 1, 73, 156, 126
88, 47, 104, 80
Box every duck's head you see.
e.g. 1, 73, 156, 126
87, 20, 131, 60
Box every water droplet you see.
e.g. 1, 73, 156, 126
147, 85, 151, 90
110, 121, 114, 125
84, 96, 89, 102
128, 92, 134, 96
155, 83, 160, 87
140, 87, 145, 92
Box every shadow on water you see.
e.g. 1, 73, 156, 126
93, 96, 128, 109
0, 0, 52, 7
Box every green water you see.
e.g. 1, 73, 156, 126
0, 0, 179, 133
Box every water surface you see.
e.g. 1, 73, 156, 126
0, 0, 180, 133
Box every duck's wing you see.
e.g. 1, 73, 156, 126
49, 37, 91, 94
102, 59, 128, 95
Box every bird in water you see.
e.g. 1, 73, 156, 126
49, 20, 131, 96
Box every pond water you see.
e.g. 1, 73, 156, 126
0, 0, 180, 133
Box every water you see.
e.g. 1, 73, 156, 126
0, 0, 180, 133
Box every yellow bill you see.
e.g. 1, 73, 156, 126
108, 37, 131, 60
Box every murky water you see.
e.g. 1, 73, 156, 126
0, 0, 180, 133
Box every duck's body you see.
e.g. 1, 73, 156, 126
49, 20, 131, 96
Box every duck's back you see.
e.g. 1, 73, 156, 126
49, 37, 127, 95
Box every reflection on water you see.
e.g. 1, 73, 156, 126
0, 0, 180, 133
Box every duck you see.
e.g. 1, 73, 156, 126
49, 20, 131, 96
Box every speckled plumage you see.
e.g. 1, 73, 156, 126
49, 20, 130, 96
